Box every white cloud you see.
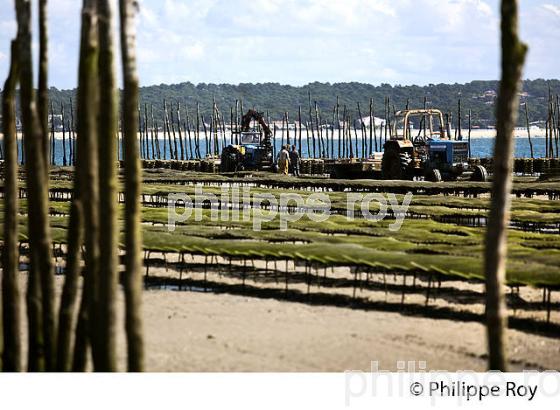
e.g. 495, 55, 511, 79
0, 0, 558, 88
542, 3, 560, 17
182, 42, 205, 61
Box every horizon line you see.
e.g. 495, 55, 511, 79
42, 77, 560, 92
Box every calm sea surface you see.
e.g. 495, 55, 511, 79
19, 135, 548, 165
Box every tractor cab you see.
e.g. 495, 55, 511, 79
240, 131, 262, 145
392, 109, 448, 143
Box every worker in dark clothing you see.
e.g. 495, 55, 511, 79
289, 145, 300, 177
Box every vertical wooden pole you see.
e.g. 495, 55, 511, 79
445, 113, 452, 140
551, 99, 559, 158
298, 105, 303, 154
280, 113, 284, 148
556, 95, 560, 158
97, 0, 119, 371
353, 114, 359, 158
151, 104, 158, 159
314, 102, 322, 157
185, 105, 193, 159
176, 102, 185, 160
229, 106, 234, 145
384, 97, 388, 143
523, 103, 533, 159
548, 100, 554, 158
342, 105, 347, 157
457, 99, 462, 141
468, 109, 472, 158
195, 103, 201, 158
16, 0, 57, 371
423, 96, 427, 140
369, 98, 374, 155
357, 102, 365, 158
68, 118, 73, 164
164, 99, 174, 159
304, 111, 310, 158
348, 113, 354, 158
234, 100, 239, 145
38, 0, 49, 168
202, 114, 209, 157
484, 0, 527, 372
144, 104, 150, 159
2, 39, 22, 372
372, 99, 378, 152
286, 112, 290, 145
56, 112, 85, 371
137, 105, 143, 159
61, 102, 67, 166
169, 102, 178, 159
545, 115, 549, 158
70, 98, 76, 165
331, 105, 336, 158
221, 109, 227, 150
162, 103, 167, 159
336, 97, 341, 158
308, 90, 316, 158
50, 101, 55, 165
119, 0, 145, 371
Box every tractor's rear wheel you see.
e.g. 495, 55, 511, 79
382, 151, 411, 180
471, 165, 488, 182
426, 168, 442, 183
220, 146, 242, 173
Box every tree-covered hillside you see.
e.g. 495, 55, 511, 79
19, 79, 560, 128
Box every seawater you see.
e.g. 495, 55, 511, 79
17, 135, 548, 165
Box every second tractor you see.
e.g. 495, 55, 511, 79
381, 109, 487, 182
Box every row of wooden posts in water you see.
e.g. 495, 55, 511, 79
4, 91, 559, 166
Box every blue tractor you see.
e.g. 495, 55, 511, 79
220, 110, 274, 172
381, 109, 488, 182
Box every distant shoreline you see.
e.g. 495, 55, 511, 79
2, 129, 550, 140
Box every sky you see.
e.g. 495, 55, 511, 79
0, 0, 559, 89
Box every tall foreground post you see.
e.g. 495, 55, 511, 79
15, 0, 57, 371
97, 0, 118, 371
2, 39, 22, 372
119, 0, 145, 372
38, 0, 49, 166
484, 0, 527, 371
72, 0, 100, 371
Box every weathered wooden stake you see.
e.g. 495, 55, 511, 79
484, 0, 527, 372
61, 102, 67, 166
2, 38, 22, 372
119, 0, 145, 371
97, 0, 119, 371
524, 102, 533, 159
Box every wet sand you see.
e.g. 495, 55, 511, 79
135, 288, 559, 372
9, 274, 559, 372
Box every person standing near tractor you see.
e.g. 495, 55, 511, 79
289, 145, 300, 177
277, 145, 290, 175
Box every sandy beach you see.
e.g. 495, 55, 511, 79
67, 255, 560, 372
7, 255, 560, 372
136, 289, 559, 372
